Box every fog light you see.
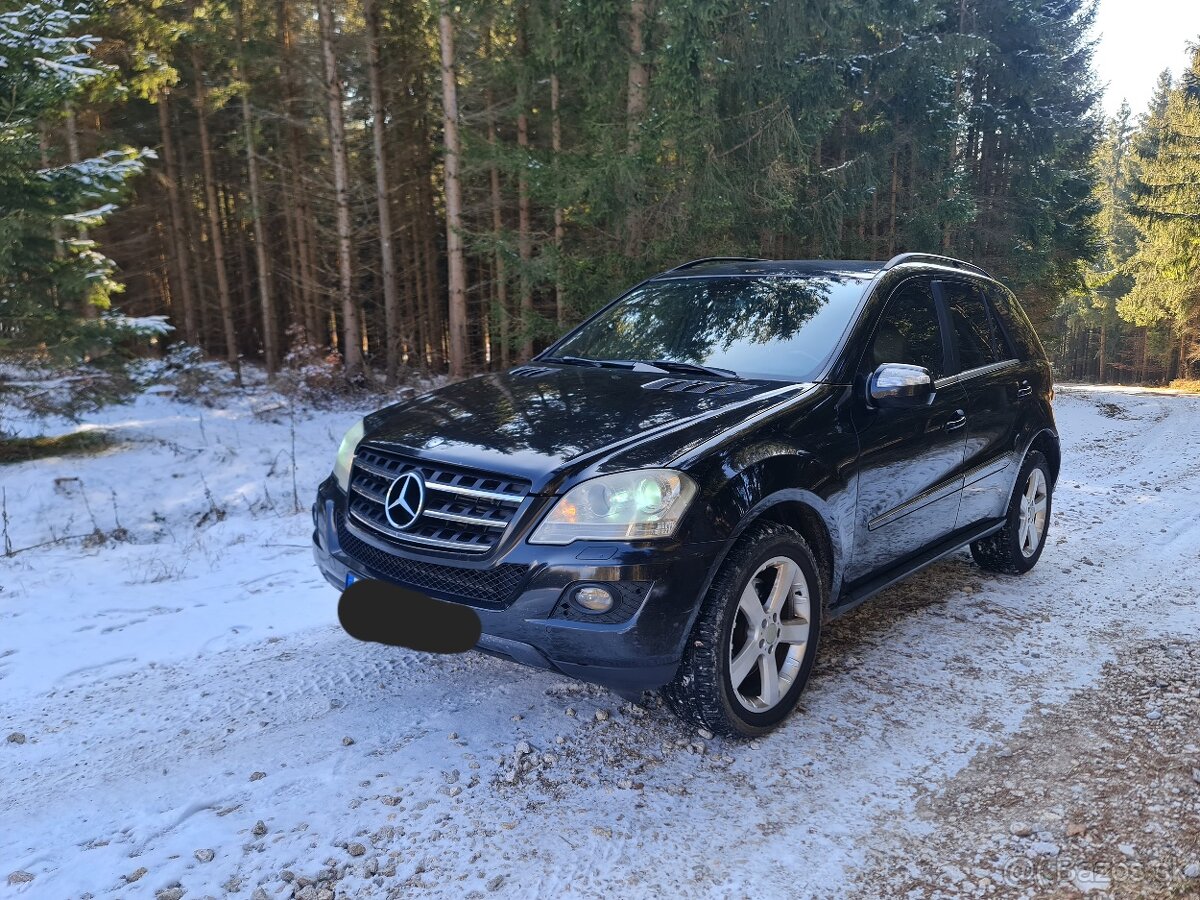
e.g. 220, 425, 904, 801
573, 586, 614, 613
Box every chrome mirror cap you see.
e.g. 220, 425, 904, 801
868, 363, 935, 408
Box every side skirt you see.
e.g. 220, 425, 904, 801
830, 517, 1006, 619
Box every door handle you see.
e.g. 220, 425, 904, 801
944, 411, 967, 431
1017, 380, 1033, 398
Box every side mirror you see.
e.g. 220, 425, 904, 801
868, 363, 935, 408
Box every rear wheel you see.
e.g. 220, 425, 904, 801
970, 450, 1052, 574
663, 522, 823, 737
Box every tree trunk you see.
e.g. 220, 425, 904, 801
366, 0, 402, 384
232, 190, 255, 343
626, 0, 648, 153
517, 106, 533, 360
943, 0, 968, 252
1098, 319, 1107, 383
237, 3, 278, 378
888, 132, 899, 256
551, 69, 565, 329
64, 104, 99, 319
413, 126, 443, 368
156, 91, 198, 345
38, 128, 62, 254
176, 127, 211, 347
191, 49, 242, 382
438, 3, 469, 377
317, 0, 365, 379
623, 0, 649, 253
871, 189, 879, 258
64, 105, 85, 246
487, 90, 510, 370
278, 0, 321, 347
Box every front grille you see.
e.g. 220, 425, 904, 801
336, 514, 529, 607
348, 444, 531, 555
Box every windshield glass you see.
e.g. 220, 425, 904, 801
550, 275, 870, 381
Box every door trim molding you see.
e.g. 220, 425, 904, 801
868, 473, 964, 531
962, 453, 1012, 487
935, 358, 1019, 390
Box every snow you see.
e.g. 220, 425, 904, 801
0, 2, 103, 88
2, 381, 1199, 897
101, 312, 175, 337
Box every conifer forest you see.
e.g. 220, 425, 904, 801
3, 0, 1199, 385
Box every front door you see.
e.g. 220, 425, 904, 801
847, 276, 968, 583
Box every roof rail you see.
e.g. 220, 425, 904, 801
667, 256, 767, 273
882, 253, 991, 278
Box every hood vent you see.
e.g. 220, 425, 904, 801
509, 365, 556, 378
642, 377, 755, 396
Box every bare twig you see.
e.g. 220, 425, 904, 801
289, 398, 300, 514
79, 481, 100, 532
1, 487, 12, 557
7, 533, 96, 557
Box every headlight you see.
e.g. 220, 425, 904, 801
332, 418, 365, 492
529, 469, 697, 545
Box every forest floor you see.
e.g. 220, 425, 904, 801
1, 377, 1199, 899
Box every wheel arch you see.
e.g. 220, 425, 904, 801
669, 444, 854, 664
751, 499, 836, 601
698, 485, 846, 617
1023, 427, 1060, 485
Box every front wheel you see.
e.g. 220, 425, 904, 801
663, 522, 823, 737
970, 450, 1052, 574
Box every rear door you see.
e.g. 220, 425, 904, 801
934, 278, 1021, 529
847, 276, 967, 582
987, 282, 1051, 408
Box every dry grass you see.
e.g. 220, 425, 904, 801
1168, 378, 1200, 395
0, 430, 109, 464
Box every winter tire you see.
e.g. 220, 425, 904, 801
663, 522, 823, 737
970, 449, 1052, 575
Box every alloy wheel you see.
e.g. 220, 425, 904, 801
1017, 467, 1048, 558
728, 556, 811, 713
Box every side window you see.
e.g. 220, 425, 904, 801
869, 279, 944, 378
940, 280, 998, 372
987, 285, 1039, 360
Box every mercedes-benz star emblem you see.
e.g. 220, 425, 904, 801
384, 471, 425, 531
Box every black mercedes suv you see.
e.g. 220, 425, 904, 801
313, 253, 1059, 736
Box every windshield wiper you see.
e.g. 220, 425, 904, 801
544, 352, 619, 367
547, 355, 657, 369
543, 355, 738, 379
637, 359, 741, 380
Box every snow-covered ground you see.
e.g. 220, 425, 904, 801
2, 380, 1199, 898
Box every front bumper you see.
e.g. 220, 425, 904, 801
312, 478, 721, 693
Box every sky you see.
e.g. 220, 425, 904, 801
1092, 0, 1200, 119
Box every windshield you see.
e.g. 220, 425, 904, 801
549, 275, 870, 381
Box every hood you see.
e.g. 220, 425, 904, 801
362, 366, 806, 493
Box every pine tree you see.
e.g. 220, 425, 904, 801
1122, 46, 1200, 379
946, 0, 1102, 324
0, 0, 162, 361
